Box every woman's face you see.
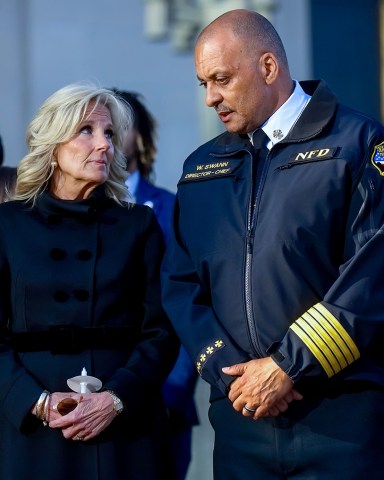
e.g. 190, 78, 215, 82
50, 102, 114, 200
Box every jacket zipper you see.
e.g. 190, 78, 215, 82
209, 146, 268, 355
245, 148, 271, 356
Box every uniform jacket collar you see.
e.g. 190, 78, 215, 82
208, 80, 338, 155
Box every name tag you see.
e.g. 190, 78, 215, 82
180, 159, 240, 182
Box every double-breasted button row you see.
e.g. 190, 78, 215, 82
50, 248, 93, 303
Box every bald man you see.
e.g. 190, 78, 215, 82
162, 9, 384, 480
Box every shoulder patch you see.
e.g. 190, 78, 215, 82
371, 141, 384, 176
179, 159, 241, 183
289, 147, 338, 163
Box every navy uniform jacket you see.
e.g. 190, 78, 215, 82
0, 187, 179, 479
161, 80, 384, 400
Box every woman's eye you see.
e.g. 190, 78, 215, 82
79, 125, 92, 134
105, 129, 114, 139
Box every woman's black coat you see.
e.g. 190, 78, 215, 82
0, 187, 179, 479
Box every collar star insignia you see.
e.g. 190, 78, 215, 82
273, 129, 284, 140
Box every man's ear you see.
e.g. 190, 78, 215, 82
259, 52, 279, 85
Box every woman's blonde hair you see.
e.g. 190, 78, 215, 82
16, 82, 132, 204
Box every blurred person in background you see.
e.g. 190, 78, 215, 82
0, 135, 3, 164
0, 134, 17, 202
112, 89, 199, 480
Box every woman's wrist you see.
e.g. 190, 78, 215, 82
105, 390, 124, 415
33, 390, 51, 425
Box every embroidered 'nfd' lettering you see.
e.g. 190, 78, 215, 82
288, 147, 338, 163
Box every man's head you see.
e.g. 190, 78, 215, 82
195, 9, 293, 134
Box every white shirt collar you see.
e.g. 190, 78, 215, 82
249, 80, 311, 149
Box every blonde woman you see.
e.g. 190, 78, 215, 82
0, 83, 178, 480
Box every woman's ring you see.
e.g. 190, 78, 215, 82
243, 405, 256, 413
74, 435, 84, 441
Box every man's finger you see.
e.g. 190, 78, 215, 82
222, 363, 246, 376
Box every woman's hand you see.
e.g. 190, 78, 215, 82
31, 391, 79, 420
48, 391, 117, 441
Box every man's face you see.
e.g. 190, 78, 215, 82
195, 31, 270, 134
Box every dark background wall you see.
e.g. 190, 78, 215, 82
310, 0, 381, 121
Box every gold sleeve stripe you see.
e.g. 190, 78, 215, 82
309, 308, 355, 364
313, 304, 360, 360
289, 303, 360, 378
290, 322, 335, 377
299, 312, 348, 370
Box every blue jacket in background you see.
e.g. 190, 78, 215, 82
135, 175, 199, 426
